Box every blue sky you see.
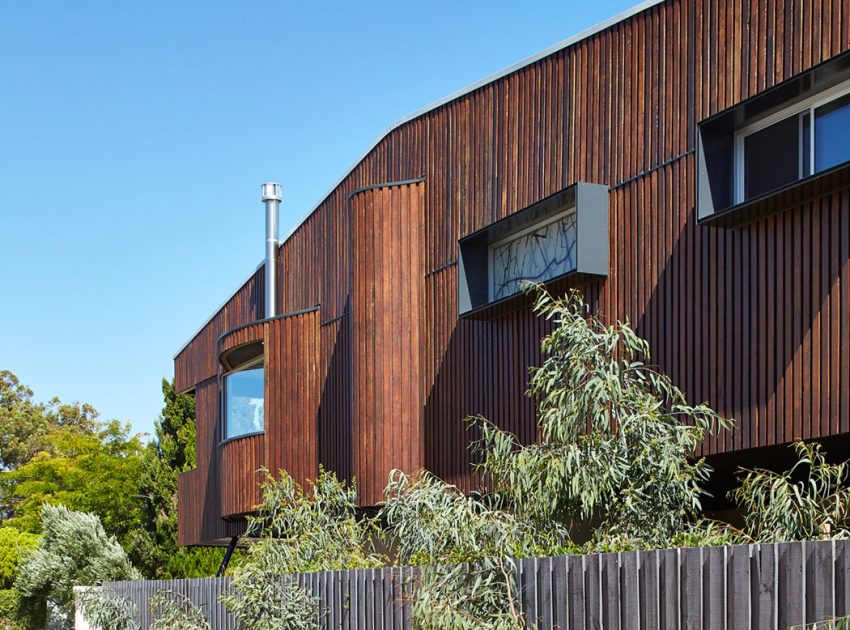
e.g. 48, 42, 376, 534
0, 0, 637, 439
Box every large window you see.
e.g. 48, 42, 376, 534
697, 51, 850, 226
223, 358, 264, 440
735, 83, 850, 203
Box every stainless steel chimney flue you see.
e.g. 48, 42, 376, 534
261, 182, 282, 318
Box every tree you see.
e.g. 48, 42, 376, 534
0, 528, 38, 590
0, 371, 99, 474
132, 379, 224, 578
15, 505, 141, 623
472, 285, 731, 550
0, 421, 145, 552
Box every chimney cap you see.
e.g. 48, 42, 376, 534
261, 182, 283, 202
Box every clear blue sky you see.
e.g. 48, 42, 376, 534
0, 0, 637, 439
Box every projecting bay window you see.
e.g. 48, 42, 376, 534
223, 358, 264, 440
736, 85, 850, 203
458, 182, 608, 318
697, 50, 850, 226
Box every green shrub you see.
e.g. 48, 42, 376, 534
734, 441, 850, 542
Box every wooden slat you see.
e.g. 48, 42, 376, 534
174, 0, 850, 545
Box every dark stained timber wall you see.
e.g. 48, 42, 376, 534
177, 310, 321, 546
352, 182, 426, 506
177, 0, 850, 545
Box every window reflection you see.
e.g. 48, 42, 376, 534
815, 93, 850, 172
224, 364, 264, 439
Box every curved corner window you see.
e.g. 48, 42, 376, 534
223, 358, 264, 440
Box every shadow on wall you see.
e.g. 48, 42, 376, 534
420, 268, 605, 492
634, 187, 849, 453
317, 299, 353, 483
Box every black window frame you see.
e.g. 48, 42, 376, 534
697, 49, 850, 227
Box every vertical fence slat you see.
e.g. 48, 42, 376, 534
778, 540, 805, 628
837, 540, 850, 620
602, 551, 620, 628
660, 548, 680, 629
99, 541, 850, 630
584, 552, 603, 629
568, 554, 585, 629
552, 555, 568, 630
538, 556, 554, 630
681, 547, 702, 630
728, 543, 752, 630
753, 543, 777, 630
806, 540, 834, 625
702, 545, 726, 629
621, 551, 640, 630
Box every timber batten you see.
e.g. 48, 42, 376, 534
177, 0, 850, 546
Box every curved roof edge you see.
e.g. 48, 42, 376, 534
174, 0, 664, 359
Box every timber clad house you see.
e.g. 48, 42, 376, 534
175, 0, 850, 547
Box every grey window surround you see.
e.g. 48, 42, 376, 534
458, 182, 609, 319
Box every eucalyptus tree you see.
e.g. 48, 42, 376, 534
472, 285, 732, 550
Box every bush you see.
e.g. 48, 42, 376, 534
734, 441, 850, 542
221, 468, 385, 630
472, 285, 731, 550
15, 504, 140, 620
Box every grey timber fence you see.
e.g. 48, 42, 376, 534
102, 540, 850, 629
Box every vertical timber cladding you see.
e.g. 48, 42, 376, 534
176, 0, 850, 543
351, 182, 425, 506
177, 378, 244, 546
265, 309, 322, 490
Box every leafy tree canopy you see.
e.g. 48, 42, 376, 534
0, 370, 98, 473
132, 379, 224, 579
0, 421, 144, 547
472, 285, 732, 550
0, 528, 38, 591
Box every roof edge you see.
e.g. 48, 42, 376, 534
174, 0, 664, 359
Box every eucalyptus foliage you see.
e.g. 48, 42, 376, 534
473, 285, 732, 549
381, 470, 567, 630
221, 468, 385, 629
15, 504, 141, 620
77, 588, 139, 630
149, 589, 209, 630
734, 441, 850, 543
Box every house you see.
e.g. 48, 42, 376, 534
175, 0, 850, 547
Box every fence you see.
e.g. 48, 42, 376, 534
102, 540, 850, 629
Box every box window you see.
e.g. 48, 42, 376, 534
735, 82, 850, 204
697, 50, 850, 226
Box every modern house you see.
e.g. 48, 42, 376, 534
175, 0, 850, 547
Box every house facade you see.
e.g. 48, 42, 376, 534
175, 0, 850, 547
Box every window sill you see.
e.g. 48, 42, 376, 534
459, 271, 605, 320
699, 160, 850, 229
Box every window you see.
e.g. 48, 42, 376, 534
489, 209, 577, 301
735, 82, 850, 204
697, 50, 850, 226
457, 182, 608, 318
223, 358, 264, 440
